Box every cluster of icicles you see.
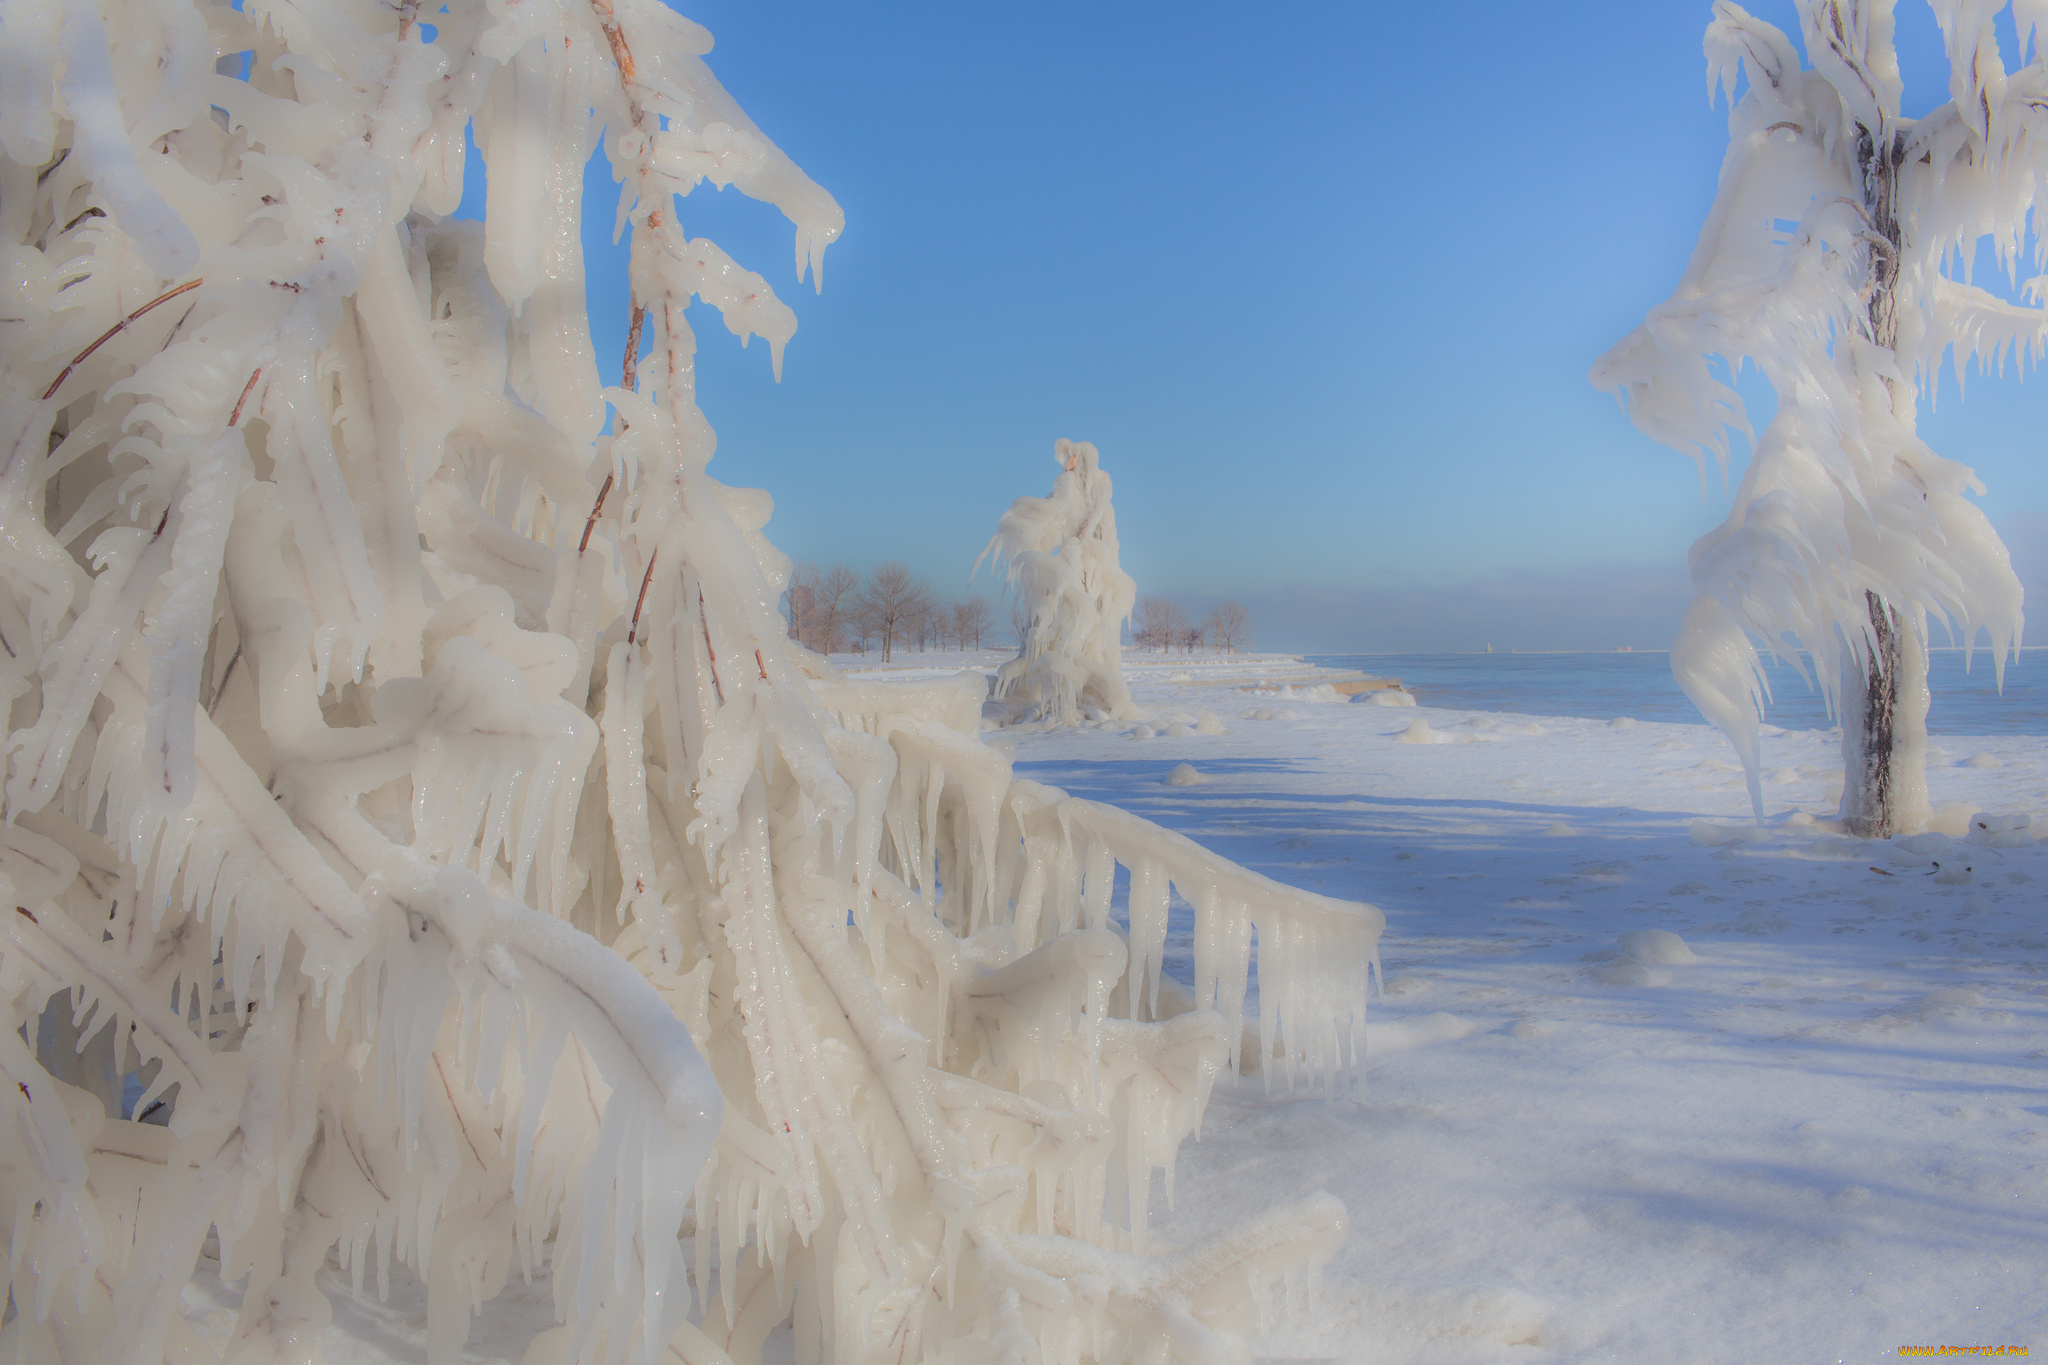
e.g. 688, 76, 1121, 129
1593, 0, 2032, 823
0, 0, 1382, 1363
979, 440, 1138, 727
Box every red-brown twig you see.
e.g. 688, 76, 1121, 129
228, 368, 263, 427
627, 550, 659, 645
615, 300, 646, 439
699, 588, 725, 705
42, 278, 204, 401
588, 0, 637, 93
580, 472, 615, 553
754, 648, 768, 682
622, 300, 645, 396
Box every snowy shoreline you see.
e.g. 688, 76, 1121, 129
1000, 655, 2046, 1363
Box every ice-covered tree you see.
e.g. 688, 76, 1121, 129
1593, 0, 2035, 835
0, 2, 1382, 1362
981, 441, 1138, 725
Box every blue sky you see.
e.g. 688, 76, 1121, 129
535, 1, 2048, 653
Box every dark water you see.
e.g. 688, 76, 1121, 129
1305, 650, 2048, 736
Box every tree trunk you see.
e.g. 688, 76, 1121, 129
1839, 590, 1930, 837
1840, 123, 1930, 838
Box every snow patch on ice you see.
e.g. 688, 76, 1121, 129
1366, 1011, 1480, 1056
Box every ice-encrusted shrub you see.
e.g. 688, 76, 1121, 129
981, 440, 1138, 726
0, 1, 1382, 1362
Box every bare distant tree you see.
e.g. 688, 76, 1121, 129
783, 562, 818, 643
1204, 601, 1252, 654
856, 561, 931, 662
955, 597, 991, 650
1180, 624, 1205, 654
799, 562, 859, 654
1134, 596, 1189, 653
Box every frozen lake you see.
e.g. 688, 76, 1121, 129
1309, 649, 2048, 736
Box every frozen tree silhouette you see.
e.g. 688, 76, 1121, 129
0, 2, 1382, 1362
1594, 0, 2034, 835
980, 441, 1138, 725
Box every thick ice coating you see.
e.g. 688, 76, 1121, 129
981, 440, 1139, 726
0, 3, 1379, 1364
1593, 0, 2032, 830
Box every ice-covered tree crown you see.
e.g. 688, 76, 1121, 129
1593, 0, 2031, 830
0, 1, 1381, 1362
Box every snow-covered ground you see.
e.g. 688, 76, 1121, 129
185, 651, 2045, 1363
1004, 653, 2047, 1363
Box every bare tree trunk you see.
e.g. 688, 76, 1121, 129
1839, 123, 1928, 838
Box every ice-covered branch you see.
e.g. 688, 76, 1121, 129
0, 2, 1379, 1362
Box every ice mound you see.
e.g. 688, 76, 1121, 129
1132, 724, 1155, 739
1617, 929, 1700, 965
1165, 762, 1204, 786
1163, 721, 1194, 738
1195, 710, 1227, 734
1965, 752, 2001, 768
1395, 719, 1451, 745
1610, 717, 1638, 729
1544, 822, 1579, 837
1364, 689, 1416, 707
1244, 706, 1296, 721
1366, 1011, 1480, 1056
1590, 929, 1700, 985
1970, 812, 2033, 847
1931, 858, 1975, 886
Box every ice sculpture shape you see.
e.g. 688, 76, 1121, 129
981, 441, 1138, 725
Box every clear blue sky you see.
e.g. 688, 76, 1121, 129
532, 1, 2048, 653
